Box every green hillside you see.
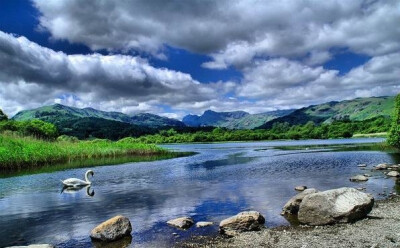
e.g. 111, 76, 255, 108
12, 104, 185, 128
259, 96, 395, 129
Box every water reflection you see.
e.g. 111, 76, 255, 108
61, 185, 95, 197
92, 236, 132, 248
0, 138, 398, 247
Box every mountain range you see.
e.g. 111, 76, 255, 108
4, 95, 395, 138
12, 104, 185, 128
182, 109, 294, 129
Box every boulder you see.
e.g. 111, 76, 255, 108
298, 187, 374, 226
281, 188, 318, 215
167, 217, 194, 229
375, 163, 388, 170
219, 211, 265, 236
295, 186, 307, 191
389, 165, 399, 170
90, 215, 132, 242
196, 221, 214, 228
349, 175, 368, 182
387, 171, 400, 177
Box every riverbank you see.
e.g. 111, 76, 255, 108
0, 134, 177, 170
178, 195, 400, 248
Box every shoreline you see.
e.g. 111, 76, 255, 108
178, 195, 400, 248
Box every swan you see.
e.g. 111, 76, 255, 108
62, 170, 94, 187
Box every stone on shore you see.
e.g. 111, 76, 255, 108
298, 187, 374, 226
375, 164, 388, 170
387, 171, 400, 177
90, 215, 132, 242
389, 165, 400, 170
219, 211, 265, 236
295, 186, 307, 191
349, 175, 369, 182
167, 217, 194, 229
282, 188, 318, 215
196, 221, 214, 228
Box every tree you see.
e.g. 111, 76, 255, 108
388, 94, 400, 148
0, 109, 7, 121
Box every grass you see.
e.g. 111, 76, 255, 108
0, 133, 175, 170
352, 132, 387, 138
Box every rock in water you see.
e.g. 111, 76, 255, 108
219, 211, 265, 236
90, 215, 132, 242
375, 163, 388, 170
349, 175, 369, 182
167, 217, 194, 229
295, 186, 307, 191
196, 221, 214, 228
298, 187, 374, 226
357, 164, 367, 167
282, 188, 318, 215
387, 171, 400, 177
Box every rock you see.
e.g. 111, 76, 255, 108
363, 174, 371, 177
6, 245, 54, 248
298, 187, 374, 226
90, 215, 132, 242
387, 171, 400, 177
92, 236, 132, 248
349, 175, 369, 182
295, 186, 307, 191
389, 165, 399, 170
196, 221, 214, 228
357, 164, 367, 167
356, 187, 366, 191
219, 211, 265, 236
167, 217, 194, 229
375, 163, 388, 170
282, 188, 318, 215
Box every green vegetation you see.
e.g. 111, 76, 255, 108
0, 119, 58, 139
388, 94, 400, 148
0, 133, 171, 170
260, 96, 394, 129
130, 116, 391, 143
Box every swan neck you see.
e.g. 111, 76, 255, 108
85, 171, 91, 183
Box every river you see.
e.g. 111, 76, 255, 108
0, 138, 399, 247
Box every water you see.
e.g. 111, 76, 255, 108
0, 138, 399, 247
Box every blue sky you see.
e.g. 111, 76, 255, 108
0, 0, 399, 119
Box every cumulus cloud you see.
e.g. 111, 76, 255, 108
33, 0, 400, 68
0, 31, 224, 117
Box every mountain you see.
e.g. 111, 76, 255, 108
12, 104, 185, 128
0, 109, 7, 121
130, 113, 185, 128
258, 96, 395, 129
182, 109, 294, 129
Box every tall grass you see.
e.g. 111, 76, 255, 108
0, 133, 169, 170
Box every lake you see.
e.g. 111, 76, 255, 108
0, 138, 399, 247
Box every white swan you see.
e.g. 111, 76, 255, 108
62, 170, 94, 187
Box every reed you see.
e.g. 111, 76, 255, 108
0, 133, 169, 170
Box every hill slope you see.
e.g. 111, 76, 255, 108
12, 104, 185, 128
182, 109, 293, 129
258, 96, 395, 129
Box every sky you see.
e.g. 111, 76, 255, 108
0, 0, 399, 120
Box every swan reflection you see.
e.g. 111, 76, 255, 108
61, 185, 95, 197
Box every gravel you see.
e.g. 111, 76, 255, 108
177, 196, 400, 248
